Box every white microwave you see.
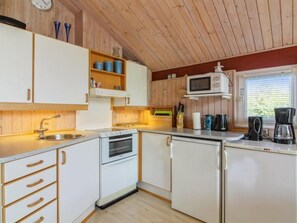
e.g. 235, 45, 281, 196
187, 72, 229, 95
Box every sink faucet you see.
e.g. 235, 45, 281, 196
35, 114, 61, 139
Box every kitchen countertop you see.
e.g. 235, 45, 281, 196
0, 130, 100, 163
138, 127, 244, 141
225, 139, 297, 155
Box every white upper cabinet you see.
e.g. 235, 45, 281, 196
0, 24, 33, 103
114, 61, 148, 106
34, 34, 89, 105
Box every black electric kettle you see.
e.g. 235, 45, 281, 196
214, 114, 228, 131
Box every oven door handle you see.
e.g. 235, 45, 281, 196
102, 155, 137, 167
109, 136, 133, 142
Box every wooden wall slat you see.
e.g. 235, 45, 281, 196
245, 0, 264, 50
181, 0, 217, 60
223, 0, 248, 54
268, 0, 282, 47
189, 0, 225, 59
0, 0, 3, 14
281, 0, 293, 45
257, 0, 273, 49
233, 0, 256, 52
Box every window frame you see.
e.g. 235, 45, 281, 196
234, 65, 297, 128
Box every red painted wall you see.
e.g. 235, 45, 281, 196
152, 46, 297, 81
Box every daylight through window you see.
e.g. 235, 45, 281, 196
236, 66, 297, 126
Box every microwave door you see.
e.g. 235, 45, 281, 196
190, 77, 211, 93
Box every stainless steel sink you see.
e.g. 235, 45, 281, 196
40, 134, 84, 141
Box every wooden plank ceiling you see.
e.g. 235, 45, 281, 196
60, 0, 297, 72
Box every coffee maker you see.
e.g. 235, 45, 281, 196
274, 107, 296, 144
247, 116, 263, 141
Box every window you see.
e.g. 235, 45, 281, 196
236, 65, 297, 126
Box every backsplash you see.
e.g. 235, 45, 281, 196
112, 110, 150, 126
150, 70, 235, 129
0, 111, 75, 136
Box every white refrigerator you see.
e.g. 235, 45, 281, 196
172, 136, 221, 223
224, 145, 297, 223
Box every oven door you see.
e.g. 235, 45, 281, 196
101, 133, 138, 164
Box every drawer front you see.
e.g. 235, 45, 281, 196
3, 183, 56, 223
3, 166, 57, 206
2, 150, 56, 183
19, 199, 57, 223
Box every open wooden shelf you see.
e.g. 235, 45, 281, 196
90, 68, 125, 77
89, 50, 126, 91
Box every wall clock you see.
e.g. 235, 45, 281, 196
31, 0, 52, 11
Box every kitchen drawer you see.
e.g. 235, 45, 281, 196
3, 183, 56, 223
3, 166, 56, 206
18, 199, 57, 223
2, 150, 56, 183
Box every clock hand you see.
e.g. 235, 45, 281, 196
41, 0, 48, 5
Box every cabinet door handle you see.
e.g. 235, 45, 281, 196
34, 216, 44, 223
126, 97, 130, 105
27, 88, 31, 101
85, 93, 89, 103
27, 179, 44, 188
223, 151, 228, 170
27, 197, 44, 208
166, 136, 171, 146
61, 151, 67, 165
26, 160, 44, 168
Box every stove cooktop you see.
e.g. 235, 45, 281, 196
88, 128, 137, 137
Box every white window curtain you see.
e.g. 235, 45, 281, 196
236, 66, 297, 126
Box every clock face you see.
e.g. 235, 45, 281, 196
31, 0, 52, 11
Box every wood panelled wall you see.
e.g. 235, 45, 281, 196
1, 0, 76, 43
79, 11, 122, 56
0, 0, 123, 135
150, 70, 235, 129
0, 111, 75, 136
112, 110, 150, 126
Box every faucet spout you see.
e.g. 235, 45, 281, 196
35, 114, 61, 139
39, 114, 61, 129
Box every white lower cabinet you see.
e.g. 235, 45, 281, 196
141, 132, 171, 191
3, 183, 57, 223
171, 137, 221, 223
58, 138, 100, 223
224, 147, 297, 223
19, 200, 57, 223
0, 151, 57, 223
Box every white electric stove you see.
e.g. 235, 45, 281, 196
88, 128, 138, 208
